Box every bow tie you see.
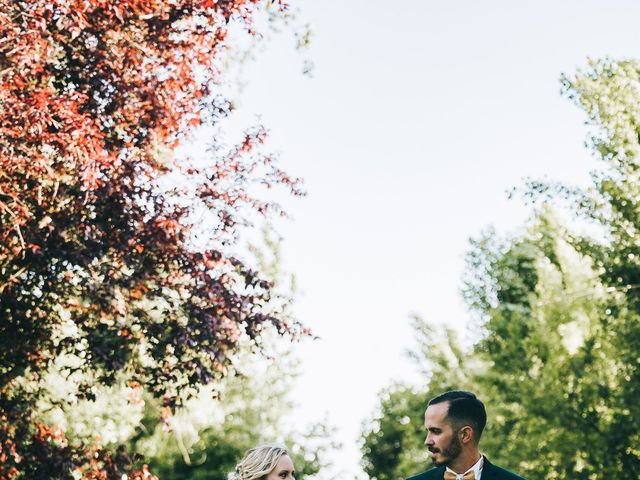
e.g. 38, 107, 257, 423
444, 470, 475, 480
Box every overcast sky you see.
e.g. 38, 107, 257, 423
201, 1, 640, 478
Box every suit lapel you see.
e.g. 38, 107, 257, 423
480, 457, 498, 480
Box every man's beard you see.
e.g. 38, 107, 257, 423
430, 434, 462, 467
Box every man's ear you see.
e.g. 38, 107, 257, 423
458, 425, 474, 445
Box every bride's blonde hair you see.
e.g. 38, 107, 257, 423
229, 444, 290, 480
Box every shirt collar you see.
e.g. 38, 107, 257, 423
445, 455, 484, 479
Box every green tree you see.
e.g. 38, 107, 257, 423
360, 384, 427, 480
132, 227, 335, 480
462, 212, 612, 479
362, 211, 617, 480
360, 318, 477, 480
35, 227, 334, 480
133, 333, 332, 480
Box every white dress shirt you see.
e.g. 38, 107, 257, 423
445, 454, 484, 480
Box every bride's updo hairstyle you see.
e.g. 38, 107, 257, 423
229, 445, 289, 480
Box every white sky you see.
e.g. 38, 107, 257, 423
205, 1, 640, 478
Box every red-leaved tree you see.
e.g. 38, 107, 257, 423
0, 1, 304, 477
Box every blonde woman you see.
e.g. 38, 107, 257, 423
229, 445, 296, 480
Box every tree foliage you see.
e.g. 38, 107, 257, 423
0, 0, 305, 477
133, 338, 333, 480
27, 228, 330, 480
360, 57, 640, 480
360, 384, 427, 480
462, 213, 616, 479
39, 330, 333, 480
129, 229, 334, 480
360, 319, 481, 480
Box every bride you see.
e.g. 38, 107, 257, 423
229, 445, 296, 480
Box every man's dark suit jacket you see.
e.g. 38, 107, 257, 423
406, 457, 526, 480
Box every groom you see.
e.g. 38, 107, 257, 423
407, 391, 526, 480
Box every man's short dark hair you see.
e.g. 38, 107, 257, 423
428, 390, 487, 441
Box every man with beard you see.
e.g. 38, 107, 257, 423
407, 391, 526, 480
